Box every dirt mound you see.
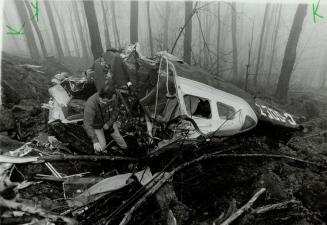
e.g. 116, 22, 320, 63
0, 53, 73, 141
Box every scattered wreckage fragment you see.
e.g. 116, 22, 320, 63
43, 44, 300, 156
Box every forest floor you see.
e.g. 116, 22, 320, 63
1, 53, 327, 225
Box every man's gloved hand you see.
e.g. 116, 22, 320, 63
93, 142, 103, 153
103, 123, 109, 130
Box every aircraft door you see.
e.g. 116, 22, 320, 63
183, 95, 217, 135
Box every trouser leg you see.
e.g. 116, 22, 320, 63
94, 128, 106, 150
110, 123, 128, 149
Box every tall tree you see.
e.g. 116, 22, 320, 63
274, 4, 308, 101
231, 2, 238, 81
72, 0, 88, 59
24, 1, 48, 58
110, 1, 121, 48
14, 0, 40, 60
267, 5, 282, 86
101, 1, 111, 50
53, 3, 72, 57
216, 2, 221, 75
318, 47, 327, 89
83, 0, 103, 59
44, 0, 64, 60
130, 0, 139, 43
68, 4, 80, 57
163, 2, 171, 50
147, 1, 154, 56
183, 1, 193, 64
254, 3, 270, 87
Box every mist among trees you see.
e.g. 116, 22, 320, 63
2, 0, 327, 102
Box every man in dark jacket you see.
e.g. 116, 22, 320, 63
83, 84, 127, 153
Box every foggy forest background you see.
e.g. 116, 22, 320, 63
2, 0, 327, 102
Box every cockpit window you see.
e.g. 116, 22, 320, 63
184, 95, 211, 119
217, 102, 235, 120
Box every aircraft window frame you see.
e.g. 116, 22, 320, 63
183, 94, 212, 119
216, 101, 236, 120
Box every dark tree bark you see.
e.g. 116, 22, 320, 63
267, 5, 282, 86
44, 0, 64, 60
216, 2, 221, 75
274, 4, 308, 101
24, 0, 48, 58
163, 1, 171, 50
254, 3, 270, 87
231, 2, 238, 81
83, 0, 103, 59
101, 0, 111, 50
110, 1, 121, 49
147, 1, 154, 56
72, 0, 89, 60
130, 0, 139, 43
14, 0, 40, 60
53, 3, 71, 57
183, 1, 193, 65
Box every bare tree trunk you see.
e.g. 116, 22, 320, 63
267, 5, 282, 86
274, 4, 308, 101
83, 0, 103, 59
318, 47, 327, 89
44, 0, 64, 60
81, 2, 94, 58
53, 3, 72, 57
163, 1, 171, 50
130, 0, 139, 44
110, 1, 121, 49
203, 11, 209, 68
254, 3, 270, 87
216, 2, 221, 75
101, 0, 111, 50
231, 2, 238, 82
183, 1, 193, 65
69, 5, 80, 57
14, 0, 40, 60
259, 5, 274, 83
72, 0, 89, 60
24, 1, 48, 58
147, 1, 154, 56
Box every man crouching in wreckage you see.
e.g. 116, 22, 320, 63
83, 78, 128, 153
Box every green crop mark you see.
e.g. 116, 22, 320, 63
6, 22, 25, 35
6, 0, 39, 36
31, 0, 39, 22
313, 0, 324, 24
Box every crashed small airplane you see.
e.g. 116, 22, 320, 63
43, 44, 300, 156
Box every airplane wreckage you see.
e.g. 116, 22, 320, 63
1, 44, 310, 225
44, 44, 300, 157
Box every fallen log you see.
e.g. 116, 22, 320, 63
219, 188, 266, 225
118, 152, 325, 225
0, 154, 139, 164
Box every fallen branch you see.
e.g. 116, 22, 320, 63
118, 152, 324, 225
219, 188, 266, 225
0, 196, 77, 225
304, 130, 327, 139
252, 200, 301, 214
0, 154, 139, 164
